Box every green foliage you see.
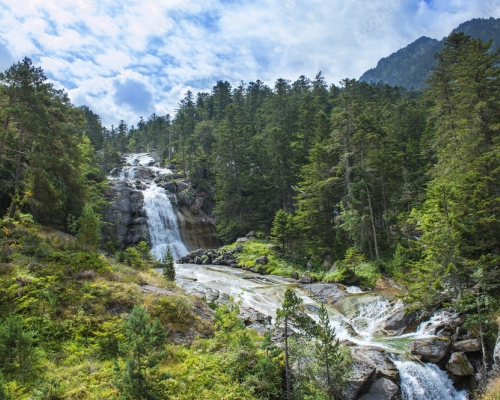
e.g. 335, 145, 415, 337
124, 247, 144, 270
0, 371, 11, 400
115, 306, 167, 400
75, 204, 101, 253
0, 316, 35, 373
163, 247, 175, 282
313, 304, 350, 399
136, 241, 153, 264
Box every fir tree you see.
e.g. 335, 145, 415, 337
76, 203, 100, 253
163, 247, 175, 282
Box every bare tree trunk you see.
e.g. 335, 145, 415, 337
285, 318, 291, 400
9, 128, 24, 218
366, 184, 380, 262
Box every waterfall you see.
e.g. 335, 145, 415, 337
395, 361, 468, 400
142, 182, 188, 261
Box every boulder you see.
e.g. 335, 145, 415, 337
202, 258, 212, 265
452, 339, 481, 353
379, 308, 418, 335
235, 244, 243, 252
298, 273, 314, 284
236, 237, 248, 243
177, 190, 194, 206
245, 231, 256, 239
291, 271, 299, 280
360, 378, 399, 400
341, 362, 377, 400
446, 352, 474, 376
408, 337, 450, 363
256, 255, 268, 265
162, 181, 177, 193
351, 348, 399, 382
302, 283, 348, 304
194, 257, 202, 265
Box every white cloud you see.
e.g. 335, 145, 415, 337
0, 0, 497, 125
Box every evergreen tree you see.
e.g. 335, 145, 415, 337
313, 303, 350, 399
276, 288, 313, 400
163, 247, 175, 282
116, 306, 166, 400
136, 241, 153, 264
76, 203, 100, 253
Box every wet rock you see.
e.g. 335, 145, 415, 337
179, 256, 191, 263
351, 348, 399, 382
291, 271, 299, 280
337, 294, 386, 320
303, 283, 348, 304
380, 308, 418, 335
256, 255, 268, 265
298, 273, 314, 284
194, 257, 202, 265
341, 362, 377, 400
236, 237, 248, 243
452, 339, 481, 353
408, 337, 450, 363
161, 181, 177, 193
230, 264, 240, 268
202, 258, 212, 265
446, 352, 474, 376
360, 378, 399, 400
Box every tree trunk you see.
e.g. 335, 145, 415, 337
0, 115, 11, 165
366, 185, 380, 262
285, 317, 291, 400
9, 128, 24, 218
381, 177, 390, 245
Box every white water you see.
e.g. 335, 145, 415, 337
142, 182, 188, 261
395, 361, 468, 400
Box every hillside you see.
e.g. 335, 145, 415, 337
360, 17, 500, 88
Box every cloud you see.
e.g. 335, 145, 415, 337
0, 0, 498, 126
113, 78, 154, 116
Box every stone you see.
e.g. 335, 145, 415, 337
235, 244, 243, 252
230, 264, 240, 268
452, 339, 481, 353
367, 378, 399, 400
303, 283, 348, 304
177, 190, 194, 206
256, 255, 268, 265
408, 337, 451, 363
236, 237, 248, 243
179, 256, 191, 263
245, 231, 256, 238
351, 348, 399, 382
291, 271, 299, 280
446, 352, 474, 376
298, 273, 313, 284
380, 308, 418, 335
341, 362, 377, 400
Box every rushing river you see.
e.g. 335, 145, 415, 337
115, 153, 469, 400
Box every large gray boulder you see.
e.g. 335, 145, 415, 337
452, 339, 481, 353
303, 283, 349, 304
446, 352, 474, 376
341, 348, 399, 399
408, 337, 450, 363
360, 378, 400, 400
380, 308, 418, 335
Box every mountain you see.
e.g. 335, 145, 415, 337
360, 17, 500, 89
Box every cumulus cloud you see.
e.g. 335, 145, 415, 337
0, 0, 498, 125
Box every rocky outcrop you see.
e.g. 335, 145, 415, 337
102, 180, 150, 249
446, 352, 474, 376
303, 283, 349, 304
342, 347, 400, 399
452, 339, 481, 353
408, 337, 451, 363
359, 378, 399, 400
379, 308, 418, 335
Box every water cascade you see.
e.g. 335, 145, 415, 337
142, 182, 188, 260
395, 360, 468, 400
111, 153, 470, 399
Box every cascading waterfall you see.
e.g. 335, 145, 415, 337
142, 182, 188, 261
395, 360, 468, 400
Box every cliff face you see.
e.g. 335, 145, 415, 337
360, 17, 500, 89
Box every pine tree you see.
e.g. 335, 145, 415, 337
276, 288, 313, 400
163, 247, 175, 282
76, 203, 100, 253
313, 303, 350, 399
136, 241, 153, 264
116, 306, 166, 400
270, 209, 291, 250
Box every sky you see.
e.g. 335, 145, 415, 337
0, 0, 498, 127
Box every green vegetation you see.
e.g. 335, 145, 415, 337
163, 247, 175, 282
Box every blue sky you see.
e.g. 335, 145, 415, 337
0, 0, 497, 126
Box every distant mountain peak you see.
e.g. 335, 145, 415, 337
359, 17, 500, 89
